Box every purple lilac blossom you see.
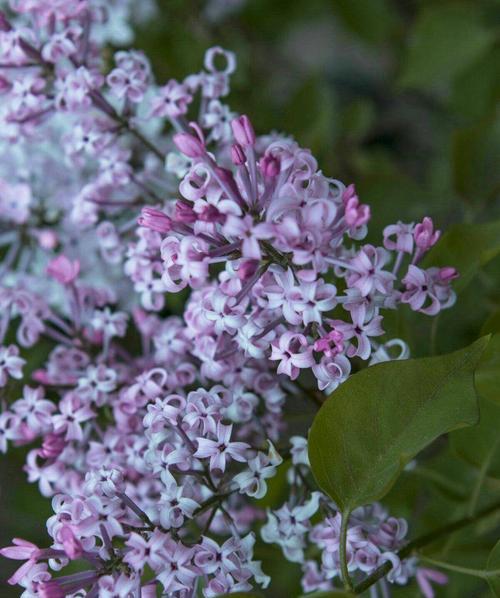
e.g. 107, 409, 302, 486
0, 2, 455, 596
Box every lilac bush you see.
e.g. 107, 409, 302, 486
0, 2, 460, 597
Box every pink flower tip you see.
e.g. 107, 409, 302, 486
438, 266, 459, 283
47, 255, 80, 285
138, 207, 172, 233
32, 369, 52, 385
231, 143, 246, 165
175, 200, 197, 224
37, 581, 65, 598
231, 115, 255, 147
39, 433, 66, 459
0, 11, 12, 32
238, 259, 259, 281
259, 154, 280, 179
414, 217, 441, 250
199, 204, 225, 224
59, 526, 83, 560
173, 132, 206, 158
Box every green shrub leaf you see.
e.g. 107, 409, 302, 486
308, 338, 488, 513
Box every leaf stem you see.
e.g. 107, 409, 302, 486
340, 510, 354, 591
353, 499, 500, 594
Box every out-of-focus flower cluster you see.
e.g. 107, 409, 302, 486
0, 1, 455, 596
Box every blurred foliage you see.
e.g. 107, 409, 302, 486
1, 0, 500, 595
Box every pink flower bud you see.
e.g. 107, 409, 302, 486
342, 184, 371, 227
47, 255, 80, 285
414, 217, 440, 250
138, 207, 172, 233
37, 581, 65, 598
0, 11, 12, 32
314, 330, 344, 357
39, 433, 66, 459
259, 154, 280, 178
438, 266, 459, 283
0, 75, 11, 93
238, 259, 259, 281
59, 526, 83, 560
175, 200, 197, 224
199, 204, 226, 224
213, 166, 242, 201
32, 369, 52, 385
173, 132, 206, 158
231, 143, 246, 165
231, 115, 255, 147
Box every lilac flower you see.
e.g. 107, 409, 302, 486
46, 255, 80, 285
0, 16, 455, 595
0, 344, 25, 386
0, 179, 32, 224
150, 80, 193, 118
194, 422, 250, 472
269, 332, 315, 380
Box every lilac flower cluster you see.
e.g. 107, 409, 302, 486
0, 1, 456, 596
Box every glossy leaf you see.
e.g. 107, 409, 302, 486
308, 338, 487, 513
422, 221, 500, 292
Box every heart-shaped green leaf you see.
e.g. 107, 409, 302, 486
309, 337, 488, 513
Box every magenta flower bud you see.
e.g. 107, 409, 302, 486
37, 582, 65, 598
0, 11, 12, 32
32, 369, 52, 385
213, 166, 241, 200
438, 266, 459, 283
199, 204, 226, 224
231, 115, 255, 147
173, 132, 206, 158
47, 255, 80, 285
138, 207, 172, 233
259, 154, 280, 178
39, 433, 66, 459
231, 143, 246, 165
0, 75, 11, 93
414, 217, 440, 250
175, 200, 197, 224
238, 259, 259, 281
59, 526, 83, 560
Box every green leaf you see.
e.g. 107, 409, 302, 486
451, 396, 500, 479
476, 334, 500, 404
487, 540, 500, 596
422, 220, 500, 293
399, 4, 495, 89
308, 338, 487, 513
452, 113, 500, 203
451, 47, 500, 120
330, 0, 398, 45
300, 592, 356, 598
